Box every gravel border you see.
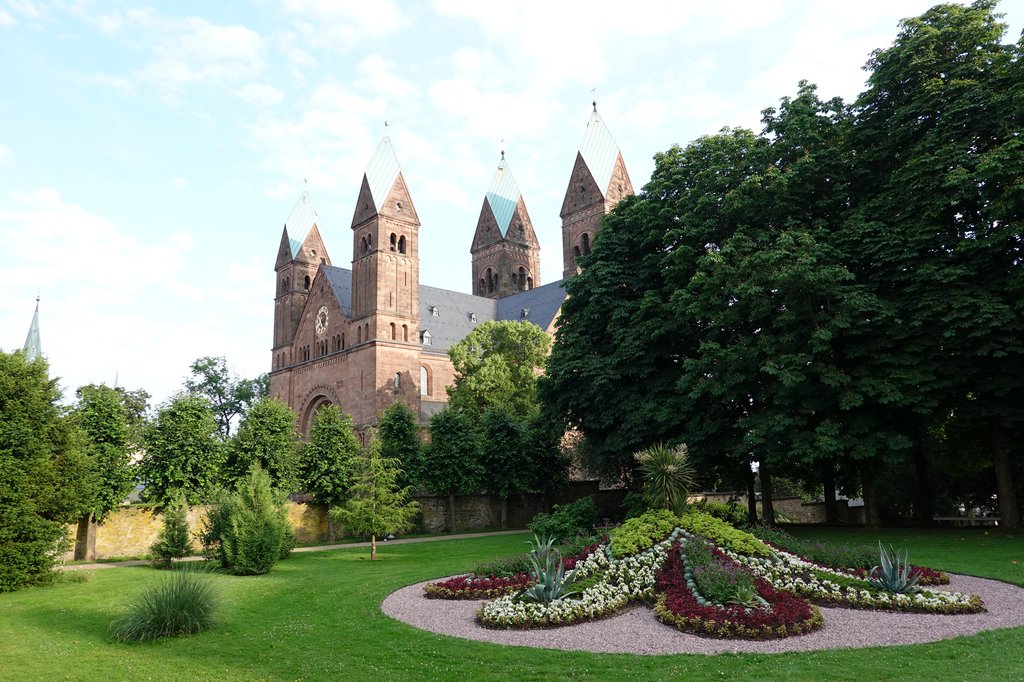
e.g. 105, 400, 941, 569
381, 574, 1024, 655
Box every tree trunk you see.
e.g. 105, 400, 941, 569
500, 497, 508, 530
989, 419, 1020, 531
744, 462, 759, 525
822, 461, 838, 524
326, 505, 337, 542
758, 457, 775, 526
74, 513, 96, 561
370, 534, 377, 560
861, 460, 881, 530
448, 491, 457, 533
912, 444, 935, 525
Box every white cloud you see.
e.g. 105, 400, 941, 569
235, 83, 285, 108
0, 143, 11, 164
282, 0, 412, 51
85, 72, 135, 94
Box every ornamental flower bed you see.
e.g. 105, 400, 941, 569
760, 540, 951, 586
730, 548, 983, 614
654, 542, 823, 639
423, 573, 532, 600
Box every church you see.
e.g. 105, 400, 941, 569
269, 107, 633, 432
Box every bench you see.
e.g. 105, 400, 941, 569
932, 516, 1000, 527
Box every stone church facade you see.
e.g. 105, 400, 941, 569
269, 107, 633, 432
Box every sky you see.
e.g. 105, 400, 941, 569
1, 0, 1022, 409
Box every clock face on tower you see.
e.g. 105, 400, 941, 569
315, 305, 329, 335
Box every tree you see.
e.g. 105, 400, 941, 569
229, 397, 298, 491
69, 384, 136, 559
846, 0, 1023, 528
0, 351, 89, 591
184, 356, 268, 439
447, 320, 550, 419
377, 399, 423, 488
149, 493, 193, 568
329, 440, 419, 560
298, 405, 360, 539
204, 465, 292, 575
422, 407, 484, 531
139, 393, 223, 504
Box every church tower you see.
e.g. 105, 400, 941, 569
560, 104, 634, 278
350, 137, 421, 343
23, 295, 41, 362
272, 191, 329, 371
470, 153, 541, 298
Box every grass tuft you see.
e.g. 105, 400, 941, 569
109, 568, 220, 642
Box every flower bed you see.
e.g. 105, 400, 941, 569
731, 548, 983, 614
654, 542, 823, 639
424, 573, 532, 600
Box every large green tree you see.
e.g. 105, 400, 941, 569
185, 356, 268, 439
422, 407, 483, 531
139, 393, 223, 504
377, 400, 423, 488
0, 352, 91, 591
228, 397, 298, 491
447, 320, 550, 419
845, 0, 1023, 528
299, 405, 360, 539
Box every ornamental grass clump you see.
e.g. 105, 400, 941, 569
109, 568, 220, 642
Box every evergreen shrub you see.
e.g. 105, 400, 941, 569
150, 494, 194, 569
678, 512, 771, 557
203, 466, 293, 575
608, 509, 678, 557
527, 496, 599, 543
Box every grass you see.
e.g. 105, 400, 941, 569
0, 529, 1020, 680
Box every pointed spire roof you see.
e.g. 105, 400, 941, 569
485, 154, 523, 237
577, 107, 623, 195
23, 296, 41, 362
364, 137, 402, 211
284, 190, 318, 257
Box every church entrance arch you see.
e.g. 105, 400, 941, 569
298, 384, 342, 435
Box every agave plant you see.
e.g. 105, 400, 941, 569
867, 543, 921, 594
513, 534, 580, 604
727, 582, 768, 609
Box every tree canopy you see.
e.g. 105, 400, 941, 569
139, 393, 223, 504
185, 356, 268, 439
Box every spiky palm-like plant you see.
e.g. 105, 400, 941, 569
635, 443, 697, 516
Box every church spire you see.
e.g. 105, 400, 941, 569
23, 295, 41, 362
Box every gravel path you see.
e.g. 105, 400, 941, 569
381, 574, 1024, 655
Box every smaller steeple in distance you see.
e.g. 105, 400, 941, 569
560, 103, 634, 278
471, 152, 541, 299
23, 295, 41, 362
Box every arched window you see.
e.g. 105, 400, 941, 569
485, 268, 494, 293
389, 233, 397, 251
573, 245, 581, 260
581, 233, 591, 255
341, 332, 345, 349
492, 271, 499, 291
420, 366, 429, 396
357, 326, 362, 344
518, 267, 527, 291
527, 276, 533, 290
390, 322, 396, 340
364, 324, 369, 342
393, 373, 401, 392
361, 236, 368, 254
303, 275, 311, 290
478, 278, 486, 295
402, 324, 408, 342
398, 235, 407, 254
366, 234, 373, 251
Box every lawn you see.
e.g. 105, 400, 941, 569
0, 528, 1022, 681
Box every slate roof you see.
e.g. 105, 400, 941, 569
578, 109, 622, 195
284, 191, 318, 256
496, 280, 566, 332
484, 157, 522, 237
316, 267, 567, 352
364, 137, 401, 210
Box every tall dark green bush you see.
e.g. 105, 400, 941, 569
204, 466, 292, 575
150, 494, 194, 569
527, 496, 599, 543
